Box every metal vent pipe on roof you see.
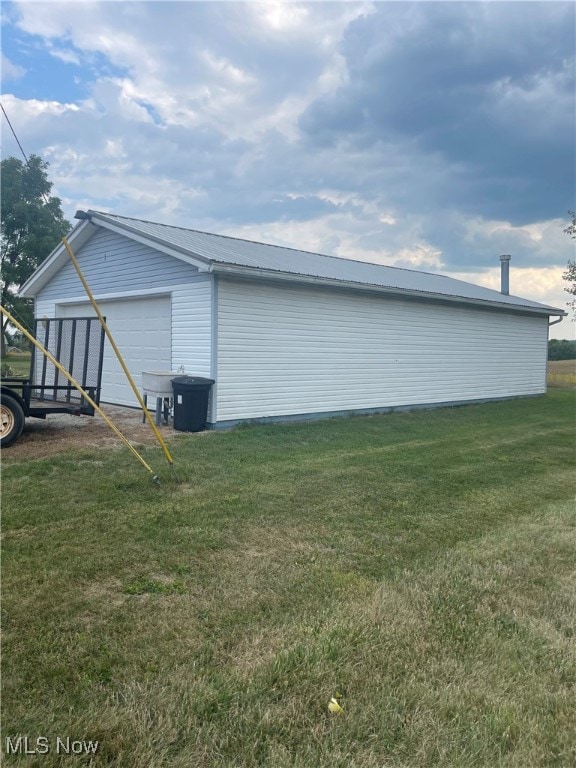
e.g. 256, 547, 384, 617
500, 254, 511, 295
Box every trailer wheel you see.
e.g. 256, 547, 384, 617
0, 394, 25, 448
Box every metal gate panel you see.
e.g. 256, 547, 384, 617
30, 317, 106, 405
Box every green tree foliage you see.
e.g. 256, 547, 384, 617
548, 339, 576, 360
1, 155, 70, 355
562, 211, 576, 316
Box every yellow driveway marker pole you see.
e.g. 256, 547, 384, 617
1, 305, 159, 482
61, 236, 178, 479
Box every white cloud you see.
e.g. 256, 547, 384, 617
2, 0, 573, 329
46, 45, 81, 66
1, 53, 26, 81
9, 0, 372, 142
1, 92, 79, 118
255, 2, 310, 33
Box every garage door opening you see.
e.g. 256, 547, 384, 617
57, 295, 172, 407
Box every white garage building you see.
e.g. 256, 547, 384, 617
20, 210, 565, 428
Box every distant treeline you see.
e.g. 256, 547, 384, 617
548, 339, 576, 360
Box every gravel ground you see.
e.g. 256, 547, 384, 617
4, 404, 181, 461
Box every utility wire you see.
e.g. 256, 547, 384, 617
1, 101, 29, 164
1, 102, 173, 481
1, 101, 59, 211
1, 102, 46, 335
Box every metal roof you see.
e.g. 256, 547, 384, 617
85, 211, 564, 316
19, 208, 565, 316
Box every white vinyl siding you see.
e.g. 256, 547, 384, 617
171, 280, 212, 378
54, 281, 214, 407
35, 228, 200, 303
34, 227, 214, 407
216, 278, 548, 422
30, 224, 552, 426
34, 300, 56, 320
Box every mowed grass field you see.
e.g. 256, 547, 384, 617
2, 391, 575, 767
1, 351, 32, 378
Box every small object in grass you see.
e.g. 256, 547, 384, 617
328, 695, 344, 715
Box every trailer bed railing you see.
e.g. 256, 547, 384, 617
30, 317, 105, 409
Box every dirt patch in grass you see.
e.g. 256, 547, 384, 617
3, 404, 181, 461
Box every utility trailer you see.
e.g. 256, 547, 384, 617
1, 317, 105, 447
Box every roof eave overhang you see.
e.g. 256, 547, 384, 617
210, 262, 566, 318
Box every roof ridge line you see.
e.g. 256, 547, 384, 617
88, 209, 451, 280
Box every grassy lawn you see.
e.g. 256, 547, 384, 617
2, 391, 575, 767
1, 352, 32, 378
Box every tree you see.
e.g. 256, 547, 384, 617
562, 211, 576, 317
1, 155, 70, 356
548, 339, 576, 360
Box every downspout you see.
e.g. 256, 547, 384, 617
209, 273, 218, 427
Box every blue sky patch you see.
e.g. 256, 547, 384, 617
2, 26, 128, 103
1, 1, 574, 323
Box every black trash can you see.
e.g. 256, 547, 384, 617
171, 376, 215, 432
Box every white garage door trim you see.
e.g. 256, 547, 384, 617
57, 295, 172, 407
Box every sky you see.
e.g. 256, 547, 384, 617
1, 0, 575, 338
